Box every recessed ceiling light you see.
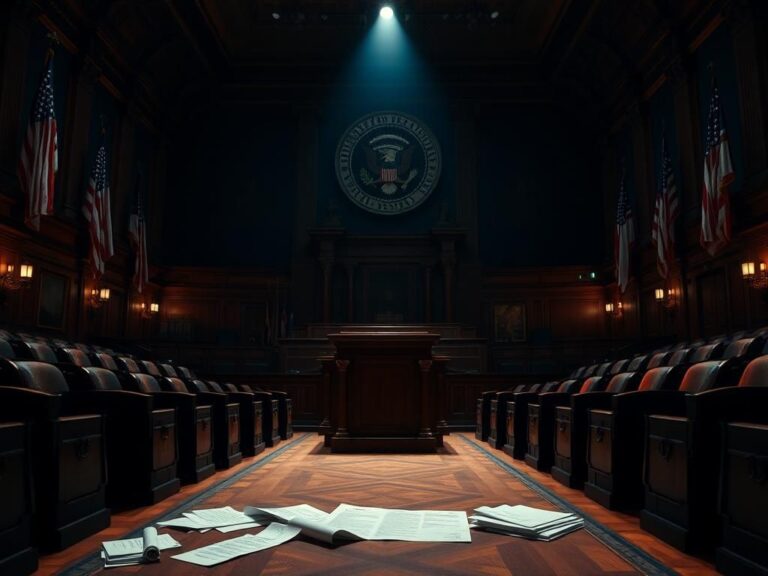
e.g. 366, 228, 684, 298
379, 5, 394, 19
272, 12, 280, 20
490, 11, 499, 19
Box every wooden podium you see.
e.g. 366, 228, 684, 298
328, 331, 441, 453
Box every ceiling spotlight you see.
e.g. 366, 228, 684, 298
272, 12, 280, 20
490, 11, 499, 19
380, 5, 394, 19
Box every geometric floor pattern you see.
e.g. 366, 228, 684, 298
60, 433, 680, 575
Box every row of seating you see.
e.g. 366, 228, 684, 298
0, 333, 292, 576
476, 329, 768, 575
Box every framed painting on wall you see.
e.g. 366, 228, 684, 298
494, 303, 526, 343
37, 271, 68, 330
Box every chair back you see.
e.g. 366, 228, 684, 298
90, 352, 118, 371
0, 359, 69, 393
608, 359, 630, 375
158, 363, 178, 377
571, 366, 586, 379
159, 377, 188, 393
189, 379, 209, 393
206, 381, 225, 393
627, 354, 650, 372
723, 337, 765, 360
582, 364, 598, 378
139, 360, 162, 377
606, 371, 642, 393
556, 379, 580, 393
223, 383, 239, 392
738, 356, 768, 387
0, 340, 16, 359
578, 375, 608, 393
638, 365, 687, 392
689, 342, 724, 363
646, 352, 671, 369
126, 373, 163, 393
679, 360, 737, 393
667, 348, 692, 366
595, 362, 612, 377
56, 348, 92, 367
115, 356, 141, 373
17, 342, 57, 363
177, 366, 195, 379
67, 366, 121, 391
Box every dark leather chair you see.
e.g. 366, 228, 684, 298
625, 354, 652, 373
594, 361, 613, 377
716, 420, 768, 575
157, 363, 179, 378
525, 379, 582, 471
501, 382, 559, 460
207, 381, 266, 457
606, 359, 630, 376
137, 359, 163, 378
125, 374, 215, 484
570, 366, 587, 379
551, 372, 642, 488
176, 366, 197, 380
476, 390, 498, 441
646, 351, 672, 370
63, 366, 180, 507
641, 356, 766, 552
12, 341, 58, 363
238, 384, 281, 447
687, 342, 725, 363
487, 384, 527, 450
89, 352, 119, 371
114, 355, 142, 374
55, 347, 92, 367
0, 360, 110, 550
583, 364, 691, 510
184, 379, 242, 469
0, 421, 37, 575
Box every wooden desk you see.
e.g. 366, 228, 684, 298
328, 331, 440, 453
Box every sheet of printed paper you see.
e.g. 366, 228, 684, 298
171, 523, 301, 567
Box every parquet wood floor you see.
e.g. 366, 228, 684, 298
37, 433, 720, 575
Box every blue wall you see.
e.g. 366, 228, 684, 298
477, 105, 603, 267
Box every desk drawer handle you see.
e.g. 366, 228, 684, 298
747, 456, 768, 484
595, 428, 605, 443
75, 438, 90, 460
657, 440, 672, 461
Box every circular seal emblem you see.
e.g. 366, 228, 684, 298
335, 111, 441, 215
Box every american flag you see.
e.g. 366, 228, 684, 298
18, 53, 58, 231
615, 164, 634, 294
651, 135, 680, 279
82, 142, 114, 278
129, 190, 148, 293
700, 80, 735, 256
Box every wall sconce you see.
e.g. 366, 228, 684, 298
654, 287, 678, 310
90, 287, 110, 308
140, 301, 160, 318
0, 261, 34, 291
605, 301, 622, 318
742, 261, 768, 289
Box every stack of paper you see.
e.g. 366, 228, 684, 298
157, 506, 260, 533
469, 504, 583, 541
101, 527, 181, 568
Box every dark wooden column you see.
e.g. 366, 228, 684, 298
309, 228, 343, 323
432, 229, 464, 323
60, 56, 99, 221
728, 1, 768, 182
333, 359, 350, 438
433, 355, 450, 447
423, 265, 432, 322
346, 263, 355, 322
418, 359, 434, 439
0, 4, 31, 190
319, 355, 335, 445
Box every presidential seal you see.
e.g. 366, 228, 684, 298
335, 111, 441, 215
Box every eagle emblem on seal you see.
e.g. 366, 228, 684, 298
335, 111, 441, 215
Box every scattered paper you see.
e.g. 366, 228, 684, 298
101, 528, 180, 568
470, 505, 583, 541
171, 523, 301, 567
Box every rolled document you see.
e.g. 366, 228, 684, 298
142, 527, 160, 563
